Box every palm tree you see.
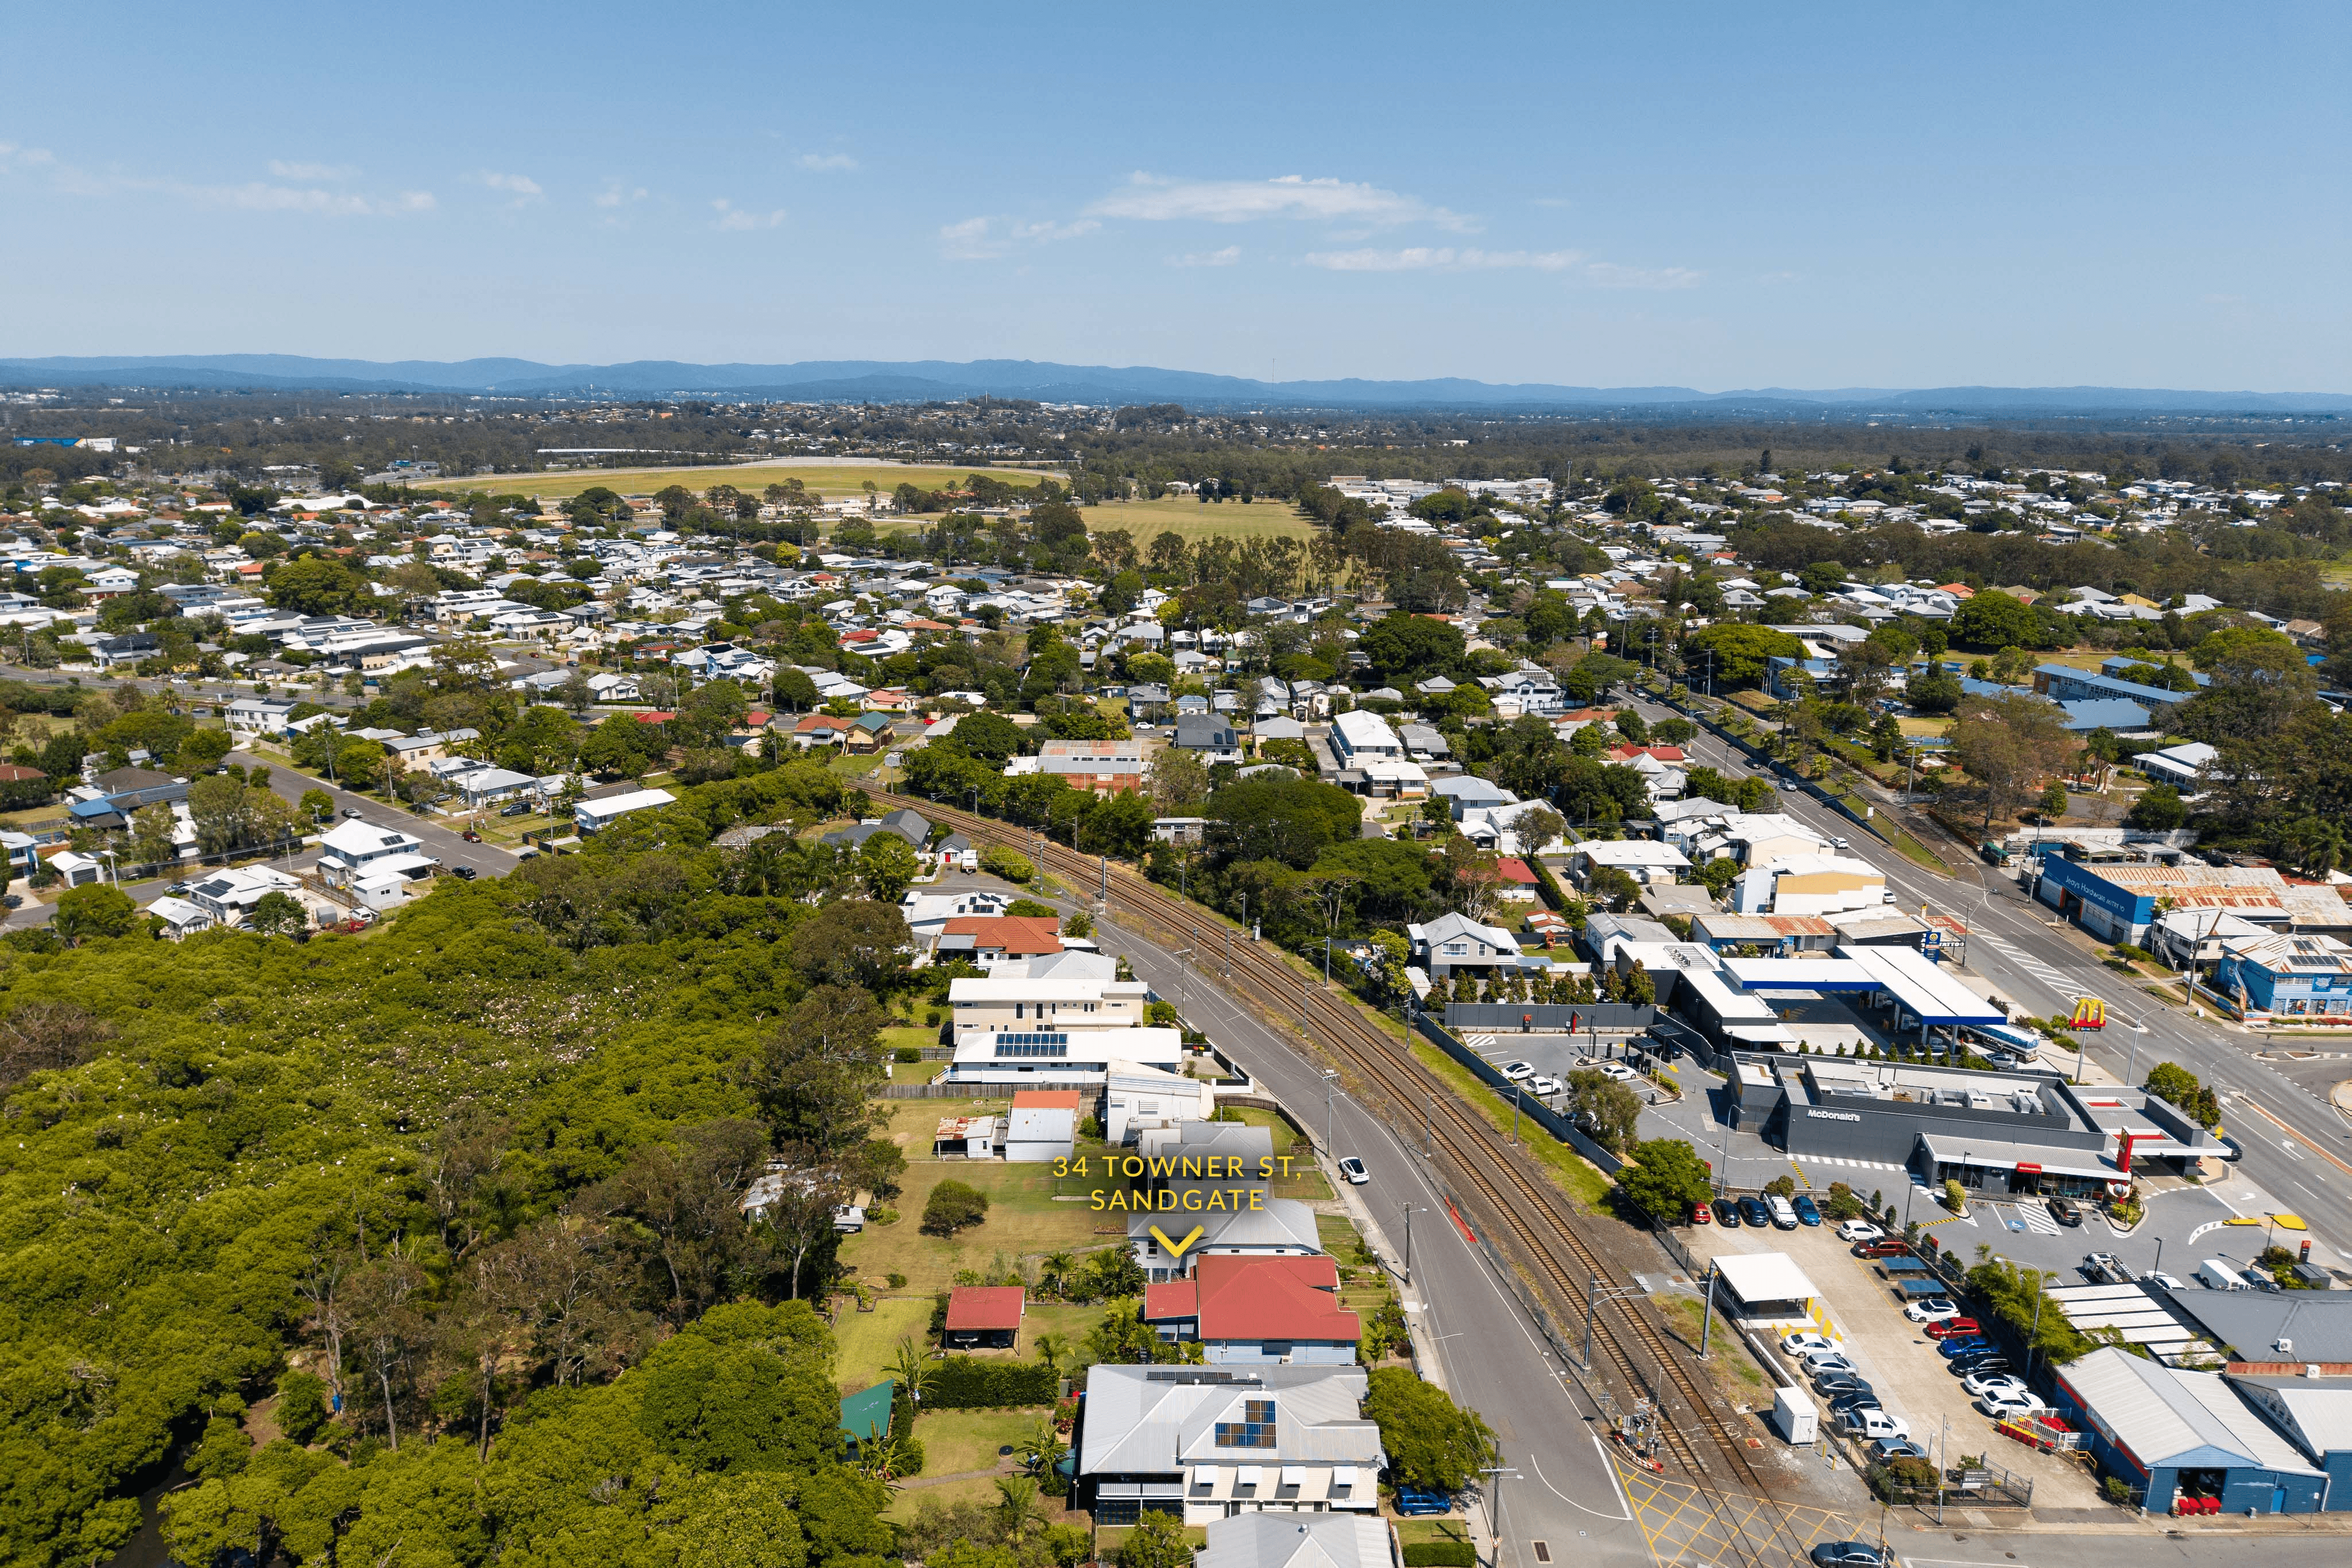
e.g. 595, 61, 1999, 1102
996, 1476, 1045, 1543
1023, 1412, 1069, 1483
853, 1430, 916, 1487
1039, 1251, 1077, 1301
1033, 1331, 1071, 1390
2286, 816, 2347, 879
888, 1334, 937, 1429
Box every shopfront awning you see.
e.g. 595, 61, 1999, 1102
1918, 1133, 2117, 1182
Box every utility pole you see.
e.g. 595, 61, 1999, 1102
1697, 1262, 1719, 1360
1322, 1068, 1339, 1158
1476, 1462, 1518, 1555
1401, 1204, 1423, 1286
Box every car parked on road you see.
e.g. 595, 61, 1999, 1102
1837, 1220, 1885, 1244
1792, 1194, 1822, 1226
1903, 1298, 1960, 1323
340, 807, 361, 819
451, 866, 478, 881
1501, 1060, 1535, 1082
1811, 1542, 1893, 1568
1738, 1196, 1771, 1227
1712, 1198, 1741, 1227
1781, 1331, 1838, 1357
461, 829, 483, 843
1337, 1157, 1368, 1186
1924, 1317, 1983, 1340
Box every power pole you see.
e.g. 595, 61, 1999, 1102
1697, 1262, 1719, 1360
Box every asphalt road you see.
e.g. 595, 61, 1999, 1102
225, 749, 520, 877
1622, 691, 2352, 1274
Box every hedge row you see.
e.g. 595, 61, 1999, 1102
927, 1354, 1059, 1409
1403, 1544, 1475, 1566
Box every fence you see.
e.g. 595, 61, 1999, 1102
1409, 1010, 1626, 1175
880, 1082, 1006, 1100
1442, 1002, 1658, 1032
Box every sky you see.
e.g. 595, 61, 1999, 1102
2, 1, 2346, 392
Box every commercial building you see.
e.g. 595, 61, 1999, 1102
2029, 857, 2334, 947
2212, 932, 2352, 1024
1036, 739, 1147, 795
2051, 1347, 2327, 1513
1712, 1252, 1824, 1330
1726, 1050, 2222, 1195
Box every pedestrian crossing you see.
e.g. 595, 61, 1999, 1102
2004, 1200, 2061, 1236
1978, 930, 2091, 1004
1804, 1156, 1905, 1172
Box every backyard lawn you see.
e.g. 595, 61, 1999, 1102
904, 1406, 1047, 1477
831, 1296, 934, 1391
841, 1104, 1127, 1294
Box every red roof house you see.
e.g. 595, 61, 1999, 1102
1142, 1255, 1361, 1364
938, 915, 1062, 967
943, 1286, 1026, 1349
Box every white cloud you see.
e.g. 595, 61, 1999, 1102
185, 182, 435, 216
1171, 246, 1242, 268
1582, 262, 1702, 290
1091, 172, 1471, 230
595, 182, 649, 208
269, 159, 355, 181
476, 171, 544, 206
796, 152, 858, 171
0, 143, 57, 169
1303, 246, 1580, 272
938, 215, 1097, 261
713, 198, 786, 231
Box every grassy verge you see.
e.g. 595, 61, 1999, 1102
1096, 1525, 1212, 1556
1394, 1520, 1474, 1545
1406, 1041, 1614, 1210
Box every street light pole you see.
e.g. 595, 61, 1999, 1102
1401, 1203, 1423, 1286
1322, 1068, 1339, 1159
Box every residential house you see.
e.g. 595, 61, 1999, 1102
1102, 1062, 1218, 1145
1144, 1256, 1362, 1365
1174, 715, 1243, 765
1569, 839, 1689, 889
1405, 911, 1524, 979
574, 785, 677, 833
1004, 1089, 1081, 1163
1037, 739, 1147, 795
938, 915, 1064, 970
1197, 1512, 1392, 1568
1328, 710, 1402, 766
316, 819, 431, 886
901, 887, 1016, 945
144, 895, 215, 940
186, 865, 305, 927
942, 950, 1183, 1087
1077, 1364, 1383, 1524
822, 807, 934, 857
226, 696, 300, 737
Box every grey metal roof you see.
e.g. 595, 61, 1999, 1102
2163, 1288, 2352, 1364
1078, 1364, 1380, 1477
1197, 1513, 1388, 1568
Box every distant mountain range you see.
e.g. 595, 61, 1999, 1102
2, 354, 2347, 414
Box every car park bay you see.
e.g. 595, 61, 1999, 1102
1685, 1209, 2107, 1508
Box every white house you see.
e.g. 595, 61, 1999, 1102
1405, 911, 1523, 978
144, 895, 215, 939
574, 787, 676, 833
227, 697, 300, 737
1077, 1364, 1383, 1526
1328, 709, 1402, 766
316, 819, 428, 884
185, 866, 304, 926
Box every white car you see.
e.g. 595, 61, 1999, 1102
1831, 836, 1851, 850
1976, 1392, 2050, 1420
1500, 1060, 1537, 1082
1529, 1075, 1566, 1097
2143, 1271, 2187, 1291
1904, 1298, 1960, 1323
1837, 1220, 1885, 1243
1839, 1408, 1910, 1441
1337, 1156, 1369, 1186
1802, 1350, 1857, 1376
1781, 1331, 1839, 1357
1597, 1062, 1638, 1082
1961, 1370, 2029, 1400
958, 849, 979, 873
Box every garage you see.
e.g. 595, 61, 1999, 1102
2051, 1346, 2327, 1513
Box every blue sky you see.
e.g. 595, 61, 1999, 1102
2, 1, 2345, 390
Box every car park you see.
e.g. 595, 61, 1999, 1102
1712, 1198, 1740, 1228
1766, 1195, 1801, 1229
1811, 1542, 1893, 1568
1792, 1194, 1822, 1226
1501, 1060, 1535, 1082
1738, 1197, 1771, 1227
1923, 1317, 1982, 1340
1903, 1298, 1960, 1323
1837, 1220, 1885, 1244
1781, 1331, 1838, 1356
1337, 1156, 1368, 1186
2047, 1195, 2083, 1228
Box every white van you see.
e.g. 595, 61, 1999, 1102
958, 849, 978, 873
2198, 1259, 2246, 1291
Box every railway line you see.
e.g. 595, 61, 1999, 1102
907, 799, 1825, 1568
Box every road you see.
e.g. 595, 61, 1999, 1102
1622, 690, 2352, 1274
226, 749, 519, 877
1081, 898, 1659, 1568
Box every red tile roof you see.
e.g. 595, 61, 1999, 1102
941, 915, 1063, 955
1143, 1255, 1359, 1344
1012, 1090, 1084, 1109
944, 1286, 1026, 1332
1496, 858, 1538, 885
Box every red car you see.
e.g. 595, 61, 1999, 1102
1692, 1201, 1713, 1225
1925, 1317, 1983, 1339
1855, 1240, 1913, 1259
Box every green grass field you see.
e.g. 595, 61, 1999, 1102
906, 1407, 1043, 1477
840, 1104, 1127, 1294
1079, 495, 1322, 548
833, 1296, 933, 1391
442, 460, 1061, 503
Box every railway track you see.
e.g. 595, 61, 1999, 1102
908, 802, 1825, 1567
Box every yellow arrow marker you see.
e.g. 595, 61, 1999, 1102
1151, 1225, 1206, 1259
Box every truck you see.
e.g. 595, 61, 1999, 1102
2198, 1259, 2247, 1291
